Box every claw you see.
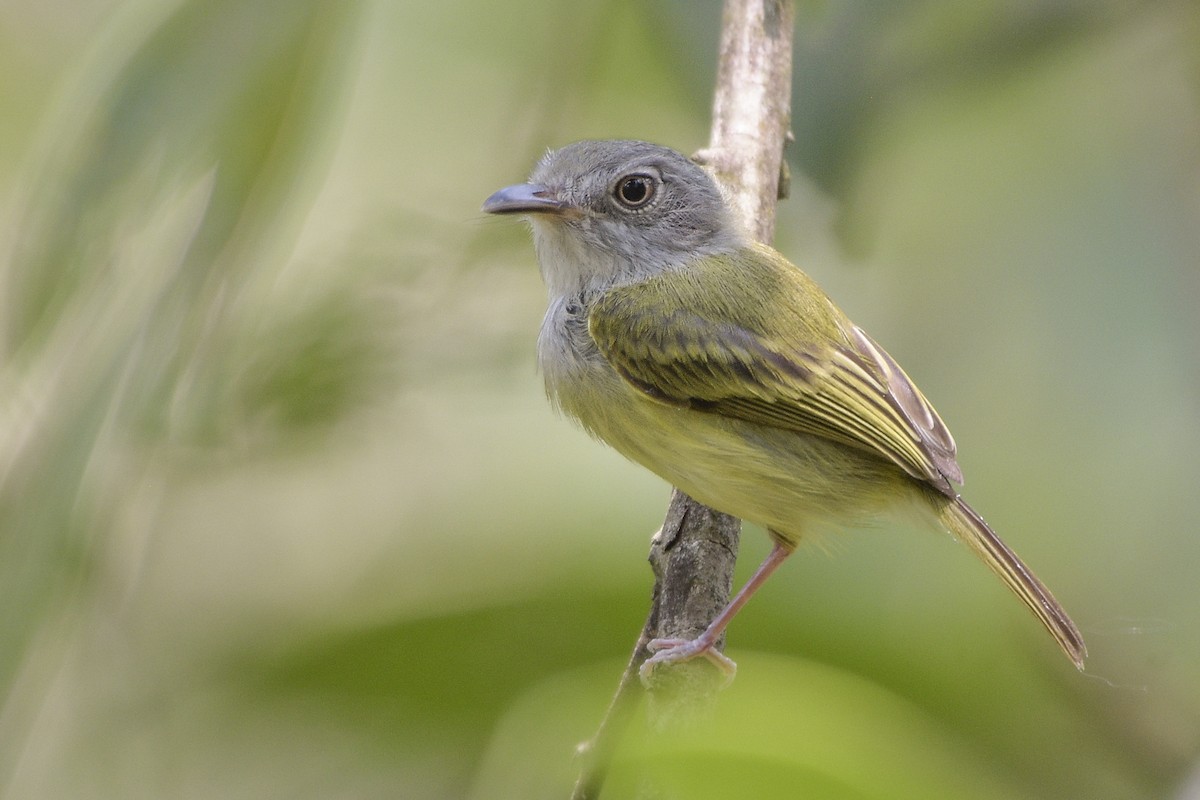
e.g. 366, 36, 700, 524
636, 544, 794, 689
639, 636, 737, 687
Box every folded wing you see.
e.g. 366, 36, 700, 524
588, 248, 963, 495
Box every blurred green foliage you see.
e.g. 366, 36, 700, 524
0, 1, 1197, 798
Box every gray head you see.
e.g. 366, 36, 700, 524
483, 140, 745, 295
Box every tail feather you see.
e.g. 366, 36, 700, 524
939, 496, 1086, 669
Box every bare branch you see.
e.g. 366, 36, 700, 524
705, 0, 796, 240
571, 2, 793, 796
646, 0, 794, 702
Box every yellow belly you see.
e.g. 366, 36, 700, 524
547, 350, 910, 545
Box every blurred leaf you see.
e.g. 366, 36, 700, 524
474, 655, 1029, 800
0, 0, 363, 735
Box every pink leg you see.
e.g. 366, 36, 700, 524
639, 541, 793, 685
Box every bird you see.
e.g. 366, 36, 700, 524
483, 139, 1086, 680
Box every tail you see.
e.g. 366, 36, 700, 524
938, 496, 1087, 669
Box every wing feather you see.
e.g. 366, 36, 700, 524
588, 248, 962, 495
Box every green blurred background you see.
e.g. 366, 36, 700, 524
0, 1, 1197, 798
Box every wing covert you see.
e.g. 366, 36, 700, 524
588, 256, 962, 495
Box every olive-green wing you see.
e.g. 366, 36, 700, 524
589, 263, 963, 495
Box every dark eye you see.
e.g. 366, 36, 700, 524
614, 173, 657, 209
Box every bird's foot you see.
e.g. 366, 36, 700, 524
638, 636, 737, 687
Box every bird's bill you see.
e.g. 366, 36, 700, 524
481, 183, 567, 215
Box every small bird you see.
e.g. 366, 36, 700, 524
483, 139, 1085, 679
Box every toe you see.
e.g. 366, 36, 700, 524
638, 636, 738, 687
645, 637, 687, 654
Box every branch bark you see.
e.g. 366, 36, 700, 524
571, 1, 793, 796
647, 0, 795, 707
703, 0, 796, 242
